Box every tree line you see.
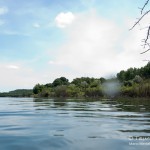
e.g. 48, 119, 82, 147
0, 89, 33, 97
0, 63, 149, 98
33, 62, 150, 98
33, 77, 105, 98
117, 62, 150, 97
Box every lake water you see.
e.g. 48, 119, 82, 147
0, 97, 150, 150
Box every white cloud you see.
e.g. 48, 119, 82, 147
0, 7, 8, 15
6, 65, 20, 70
48, 60, 63, 65
0, 7, 8, 26
55, 12, 75, 28
0, 62, 46, 92
48, 60, 55, 64
33, 23, 40, 28
0, 30, 30, 36
51, 11, 149, 79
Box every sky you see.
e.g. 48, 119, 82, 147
0, 0, 150, 91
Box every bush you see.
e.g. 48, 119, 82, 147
133, 75, 143, 84
54, 85, 68, 97
124, 80, 133, 87
85, 87, 103, 97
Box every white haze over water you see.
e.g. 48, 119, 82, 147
103, 81, 121, 97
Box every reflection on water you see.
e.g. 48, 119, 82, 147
0, 97, 150, 150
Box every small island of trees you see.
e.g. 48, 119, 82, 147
33, 62, 150, 98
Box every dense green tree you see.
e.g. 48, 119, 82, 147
90, 79, 101, 88
71, 77, 99, 87
67, 84, 81, 97
117, 70, 125, 82
85, 87, 103, 97
133, 75, 143, 84
117, 62, 150, 82
124, 68, 135, 81
142, 62, 150, 78
54, 85, 68, 97
33, 84, 44, 94
81, 81, 88, 89
52, 77, 69, 87
124, 80, 133, 87
100, 77, 106, 84
45, 83, 52, 88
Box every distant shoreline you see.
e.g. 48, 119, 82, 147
1, 63, 150, 99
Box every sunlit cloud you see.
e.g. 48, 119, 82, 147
52, 10, 148, 78
0, 62, 46, 91
6, 65, 20, 70
48, 60, 55, 64
55, 12, 75, 28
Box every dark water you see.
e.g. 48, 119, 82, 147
0, 97, 150, 150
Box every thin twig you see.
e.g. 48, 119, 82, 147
130, 10, 150, 30
140, 49, 150, 54
131, 0, 150, 54
144, 26, 150, 44
140, 0, 149, 14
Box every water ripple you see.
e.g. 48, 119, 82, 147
0, 97, 150, 150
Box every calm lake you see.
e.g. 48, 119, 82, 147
0, 97, 150, 150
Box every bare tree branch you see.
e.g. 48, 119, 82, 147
131, 0, 150, 54
140, 49, 150, 54
130, 10, 150, 30
140, 0, 149, 14
144, 26, 150, 43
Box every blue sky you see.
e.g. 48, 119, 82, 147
0, 0, 149, 91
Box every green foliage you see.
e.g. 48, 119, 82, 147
117, 70, 126, 82
133, 75, 143, 84
121, 80, 150, 97
45, 83, 52, 88
54, 85, 68, 97
85, 87, 103, 97
38, 87, 52, 97
135, 80, 150, 97
67, 84, 80, 97
121, 86, 136, 97
32, 77, 104, 98
81, 81, 88, 89
90, 79, 101, 88
117, 62, 150, 82
52, 77, 69, 87
31, 62, 150, 98
117, 68, 137, 81
141, 62, 150, 78
124, 80, 133, 87
33, 84, 44, 94
99, 77, 106, 84
0, 89, 33, 97
71, 77, 98, 87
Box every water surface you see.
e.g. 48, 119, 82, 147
0, 97, 150, 150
